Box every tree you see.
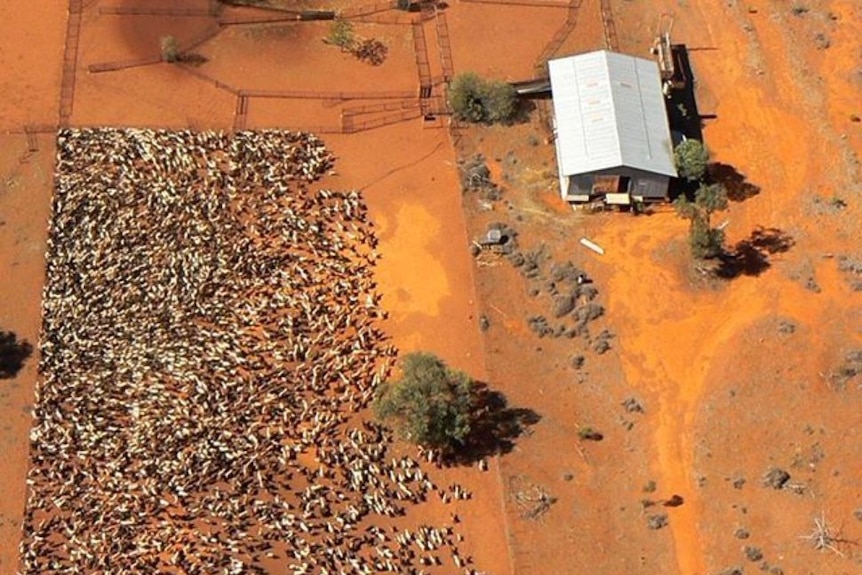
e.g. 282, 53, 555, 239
326, 20, 356, 51
373, 352, 476, 451
674, 182, 728, 259
674, 139, 709, 182
160, 36, 180, 63
448, 73, 517, 124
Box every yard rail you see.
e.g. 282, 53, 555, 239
98, 6, 215, 16
240, 89, 418, 100
411, 22, 433, 97
342, 108, 422, 133
233, 95, 249, 130
340, 0, 398, 19
599, 0, 619, 51
59, 0, 85, 126
433, 8, 454, 81
460, 0, 569, 8
88, 57, 162, 73
533, 0, 581, 76
342, 99, 421, 117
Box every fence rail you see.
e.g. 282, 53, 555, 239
342, 99, 420, 117
411, 22, 433, 94
599, 0, 619, 51
99, 6, 215, 16
233, 95, 249, 131
460, 0, 569, 8
433, 9, 454, 81
88, 56, 162, 73
177, 64, 241, 95
340, 0, 398, 19
240, 89, 417, 100
342, 108, 422, 133
533, 0, 581, 76
59, 0, 85, 126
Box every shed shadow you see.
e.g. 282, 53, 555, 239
716, 227, 795, 278
1, 331, 33, 379
664, 44, 707, 142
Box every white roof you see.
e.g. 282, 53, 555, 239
548, 50, 677, 178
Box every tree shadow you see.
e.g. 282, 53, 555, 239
708, 162, 760, 202
0, 331, 34, 379
716, 227, 795, 278
667, 174, 700, 203
508, 98, 538, 126
448, 382, 540, 465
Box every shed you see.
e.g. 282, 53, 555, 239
548, 50, 677, 205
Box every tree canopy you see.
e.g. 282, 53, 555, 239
674, 182, 729, 259
373, 352, 476, 451
674, 139, 710, 182
448, 73, 517, 124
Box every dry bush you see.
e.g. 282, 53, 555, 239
509, 475, 556, 520
799, 512, 845, 555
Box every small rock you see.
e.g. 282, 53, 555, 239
621, 396, 644, 413
479, 315, 490, 332
646, 514, 668, 530
804, 276, 821, 293
813, 32, 831, 50
777, 320, 796, 335
734, 527, 750, 539
593, 338, 611, 355
573, 302, 604, 324
562, 472, 574, 481
571, 355, 585, 370
853, 508, 862, 521
718, 568, 743, 575
744, 546, 763, 562
508, 252, 526, 267
732, 475, 746, 489
762, 467, 791, 489
663, 494, 684, 507
553, 295, 576, 318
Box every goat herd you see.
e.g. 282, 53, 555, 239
20, 129, 481, 575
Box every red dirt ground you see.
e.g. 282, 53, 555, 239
3, 0, 862, 574
455, 1, 862, 575
0, 135, 54, 573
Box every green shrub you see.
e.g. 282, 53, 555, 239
674, 139, 709, 182
160, 36, 180, 63
449, 73, 517, 124
373, 352, 476, 451
674, 182, 728, 260
689, 217, 725, 259
326, 20, 356, 51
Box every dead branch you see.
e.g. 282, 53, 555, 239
799, 511, 845, 556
